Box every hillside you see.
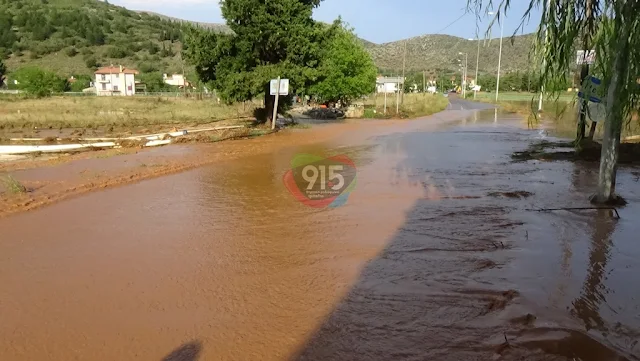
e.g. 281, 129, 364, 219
0, 0, 191, 77
0, 0, 535, 81
366, 33, 536, 75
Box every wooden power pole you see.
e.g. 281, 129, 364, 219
401, 40, 407, 104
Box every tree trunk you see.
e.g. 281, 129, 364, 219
576, 65, 589, 140
593, 23, 629, 204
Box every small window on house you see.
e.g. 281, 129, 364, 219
113, 85, 119, 92
101, 74, 106, 81
102, 83, 107, 90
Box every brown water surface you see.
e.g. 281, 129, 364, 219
1, 99, 639, 361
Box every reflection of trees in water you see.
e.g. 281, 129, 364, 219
571, 209, 616, 332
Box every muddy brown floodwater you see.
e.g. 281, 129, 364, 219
1, 99, 639, 361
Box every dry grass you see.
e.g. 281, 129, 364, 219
0, 96, 261, 130
1, 175, 27, 194
364, 93, 449, 118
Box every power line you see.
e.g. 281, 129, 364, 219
434, 12, 468, 35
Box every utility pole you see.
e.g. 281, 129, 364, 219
384, 86, 387, 115
538, 0, 550, 112
396, 78, 400, 114
474, 37, 480, 99
401, 40, 407, 104
464, 52, 468, 98
489, 11, 504, 102
423, 70, 426, 93
496, 19, 504, 102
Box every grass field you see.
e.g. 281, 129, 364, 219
363, 93, 449, 118
473, 91, 578, 103
0, 96, 259, 135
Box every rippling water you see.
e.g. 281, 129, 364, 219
1, 101, 639, 361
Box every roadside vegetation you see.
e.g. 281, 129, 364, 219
0, 96, 258, 138
0, 174, 27, 195
183, 0, 377, 125
363, 93, 449, 119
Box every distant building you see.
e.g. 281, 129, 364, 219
376, 76, 404, 94
94, 66, 139, 96
163, 74, 191, 88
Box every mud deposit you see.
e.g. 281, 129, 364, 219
1, 100, 639, 361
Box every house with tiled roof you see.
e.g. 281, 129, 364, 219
94, 65, 139, 96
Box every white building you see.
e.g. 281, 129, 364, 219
376, 76, 404, 94
163, 74, 187, 87
95, 66, 139, 96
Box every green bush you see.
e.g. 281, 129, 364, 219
84, 56, 99, 69
105, 46, 130, 59
69, 75, 92, 92
13, 66, 67, 97
66, 47, 79, 57
138, 72, 171, 92
137, 62, 158, 73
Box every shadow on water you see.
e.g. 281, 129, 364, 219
161, 341, 202, 361
287, 110, 638, 361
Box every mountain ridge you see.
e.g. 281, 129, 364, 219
0, 0, 534, 78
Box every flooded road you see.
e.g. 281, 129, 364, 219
1, 99, 639, 361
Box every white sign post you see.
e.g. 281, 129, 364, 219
270, 78, 289, 130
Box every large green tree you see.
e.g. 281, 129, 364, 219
469, 0, 640, 204
310, 22, 377, 105
0, 59, 6, 87
13, 66, 67, 97
183, 0, 326, 124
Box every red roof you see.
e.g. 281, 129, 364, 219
94, 66, 139, 75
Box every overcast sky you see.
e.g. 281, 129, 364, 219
110, 0, 542, 44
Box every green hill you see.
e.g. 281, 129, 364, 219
0, 0, 535, 81
0, 0, 192, 77
365, 34, 536, 75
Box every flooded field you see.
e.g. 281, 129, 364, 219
1, 99, 639, 361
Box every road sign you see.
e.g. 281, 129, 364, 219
577, 50, 596, 65
578, 75, 603, 103
270, 78, 289, 96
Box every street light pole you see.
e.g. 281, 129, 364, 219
489, 11, 504, 102
496, 19, 504, 102
465, 52, 468, 98
458, 52, 468, 98
473, 37, 480, 99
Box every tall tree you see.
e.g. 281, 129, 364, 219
184, 0, 325, 124
309, 22, 377, 105
468, 0, 640, 204
13, 66, 67, 97
0, 59, 6, 87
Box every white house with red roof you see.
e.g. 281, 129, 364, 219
94, 65, 139, 96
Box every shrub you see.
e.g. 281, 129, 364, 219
13, 66, 67, 97
66, 47, 78, 57
69, 74, 91, 92
84, 56, 99, 69
137, 62, 157, 73
105, 46, 130, 59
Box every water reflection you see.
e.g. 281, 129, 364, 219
571, 209, 616, 332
